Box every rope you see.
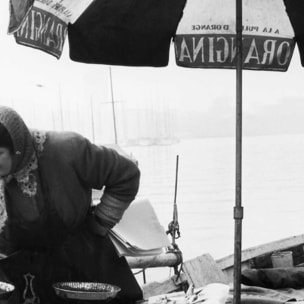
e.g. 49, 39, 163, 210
167, 242, 183, 280
166, 220, 181, 241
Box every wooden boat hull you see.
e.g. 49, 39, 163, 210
217, 234, 304, 282
136, 234, 304, 299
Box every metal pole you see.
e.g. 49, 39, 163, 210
109, 67, 118, 144
172, 155, 179, 247
172, 154, 180, 276
58, 84, 64, 130
233, 1, 243, 304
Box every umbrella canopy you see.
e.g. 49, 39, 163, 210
175, 0, 295, 71
284, 0, 304, 67
6, 0, 304, 68
9, 0, 96, 58
9, 0, 186, 66
67, 0, 186, 66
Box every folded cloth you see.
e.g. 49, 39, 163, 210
226, 285, 297, 304
226, 296, 287, 304
242, 267, 304, 289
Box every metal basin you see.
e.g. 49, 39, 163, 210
0, 282, 15, 300
53, 282, 121, 301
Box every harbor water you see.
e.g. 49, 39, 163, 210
122, 134, 304, 283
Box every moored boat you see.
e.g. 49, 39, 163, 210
132, 234, 304, 302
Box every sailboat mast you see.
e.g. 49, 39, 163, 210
58, 84, 64, 130
90, 95, 96, 143
233, 1, 243, 304
109, 67, 118, 144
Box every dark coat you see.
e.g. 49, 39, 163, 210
0, 107, 142, 304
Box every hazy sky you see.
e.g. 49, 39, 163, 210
1, 0, 304, 140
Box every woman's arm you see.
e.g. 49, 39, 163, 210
69, 134, 140, 235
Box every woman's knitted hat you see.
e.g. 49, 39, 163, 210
0, 106, 34, 174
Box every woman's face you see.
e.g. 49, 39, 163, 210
0, 148, 12, 177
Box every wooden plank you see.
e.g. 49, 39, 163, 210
217, 234, 304, 271
182, 253, 229, 288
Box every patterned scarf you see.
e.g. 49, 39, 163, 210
0, 130, 46, 230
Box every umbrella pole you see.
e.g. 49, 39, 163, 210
233, 1, 243, 304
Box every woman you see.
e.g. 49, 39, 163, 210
0, 106, 142, 303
